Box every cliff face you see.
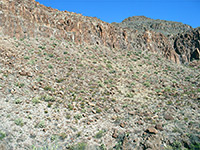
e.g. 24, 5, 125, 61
174, 28, 200, 63
0, 0, 129, 49
0, 0, 199, 63
114, 16, 200, 63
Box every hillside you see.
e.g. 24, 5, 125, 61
0, 0, 200, 150
113, 16, 192, 36
0, 34, 199, 150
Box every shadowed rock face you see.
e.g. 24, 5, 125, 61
0, 0, 199, 64
174, 28, 200, 63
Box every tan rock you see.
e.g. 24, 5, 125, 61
114, 108, 120, 113
19, 70, 27, 76
146, 127, 158, 134
0, 74, 3, 80
164, 114, 174, 120
155, 123, 163, 131
128, 111, 135, 115
120, 122, 125, 128
112, 129, 118, 138
88, 102, 95, 107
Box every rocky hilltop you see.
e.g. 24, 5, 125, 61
0, 0, 199, 150
113, 16, 192, 36
0, 0, 199, 64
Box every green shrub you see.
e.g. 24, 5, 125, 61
42, 95, 55, 102
143, 82, 150, 87
15, 118, 24, 127
70, 142, 87, 150
32, 97, 40, 104
74, 114, 82, 120
95, 130, 105, 139
35, 121, 45, 128
0, 130, 6, 140
15, 99, 22, 104
24, 56, 30, 59
48, 65, 53, 69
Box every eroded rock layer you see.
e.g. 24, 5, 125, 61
0, 0, 199, 63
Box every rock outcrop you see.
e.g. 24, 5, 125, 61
114, 16, 200, 63
0, 0, 129, 49
114, 16, 192, 36
0, 0, 199, 63
174, 28, 200, 63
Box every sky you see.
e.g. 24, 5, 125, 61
36, 0, 199, 28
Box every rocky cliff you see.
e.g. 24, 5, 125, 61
0, 0, 199, 63
114, 16, 200, 63
174, 28, 200, 63
0, 0, 129, 48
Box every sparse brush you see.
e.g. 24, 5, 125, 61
14, 118, 24, 127
95, 130, 105, 139
0, 130, 6, 140
35, 121, 45, 128
15, 99, 22, 104
32, 97, 40, 104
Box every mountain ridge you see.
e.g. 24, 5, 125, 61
117, 15, 193, 36
0, 0, 199, 64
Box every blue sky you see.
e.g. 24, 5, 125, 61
36, 0, 199, 28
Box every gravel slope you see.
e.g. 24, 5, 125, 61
0, 36, 199, 150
